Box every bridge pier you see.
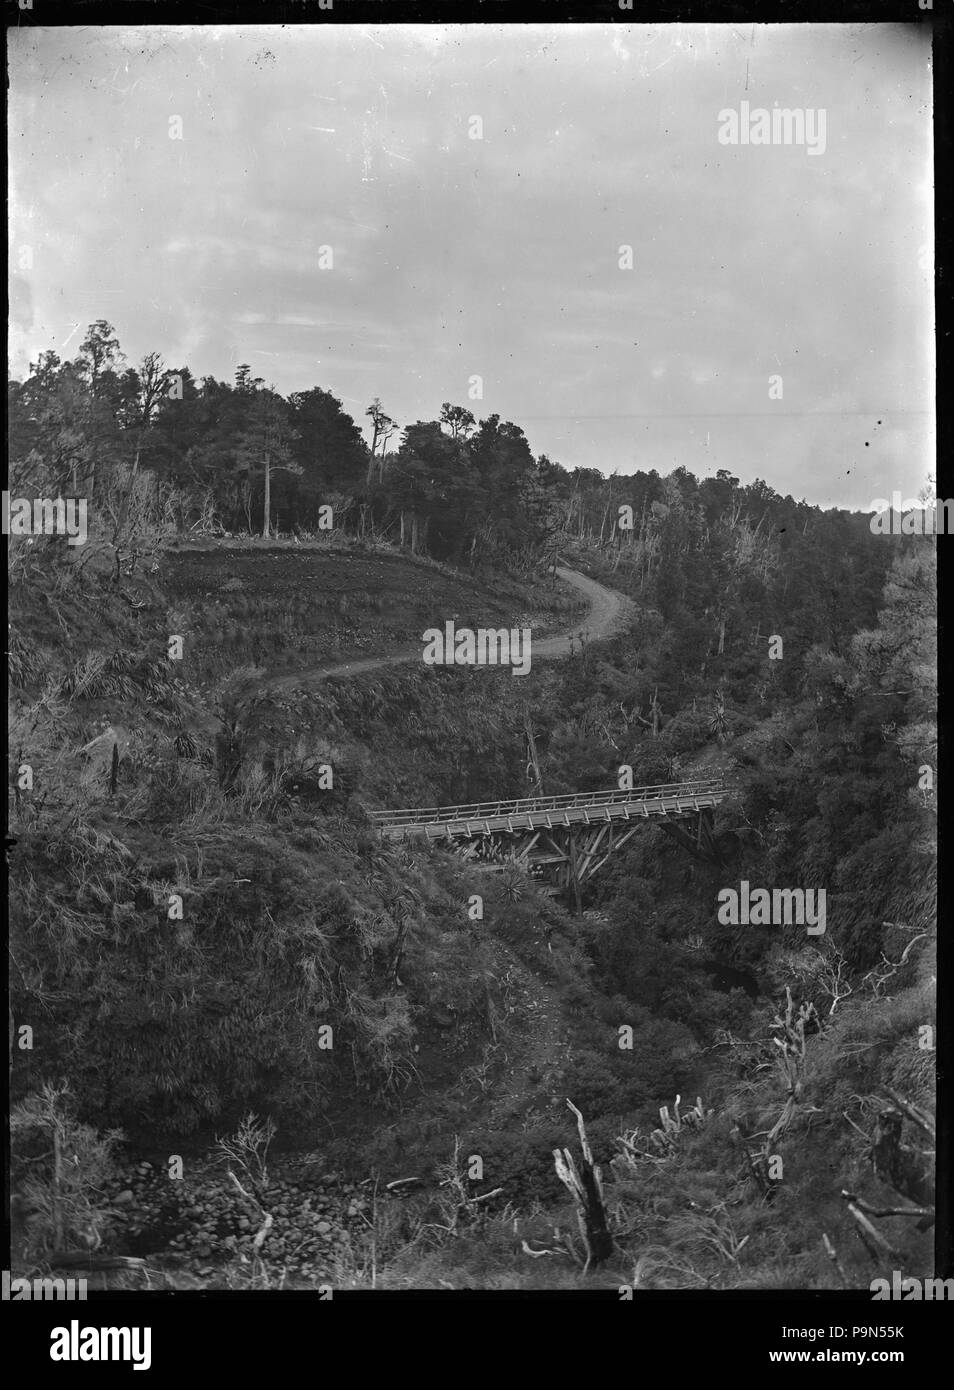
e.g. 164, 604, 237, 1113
460, 818, 648, 898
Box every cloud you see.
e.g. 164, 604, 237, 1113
7, 22, 932, 506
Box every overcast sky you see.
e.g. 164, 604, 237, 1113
9, 23, 933, 509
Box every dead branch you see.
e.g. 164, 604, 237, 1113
862, 934, 928, 998
843, 1194, 934, 1221
841, 1193, 899, 1261
883, 1088, 935, 1139
822, 1233, 847, 1288
43, 1253, 147, 1271
228, 1169, 274, 1259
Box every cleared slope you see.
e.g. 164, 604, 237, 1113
266, 565, 634, 695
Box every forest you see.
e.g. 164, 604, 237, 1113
7, 322, 937, 1291
8, 318, 888, 576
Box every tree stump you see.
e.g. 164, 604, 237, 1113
553, 1100, 615, 1271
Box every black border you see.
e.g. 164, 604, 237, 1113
5, 0, 950, 1342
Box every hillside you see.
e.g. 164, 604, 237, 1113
7, 327, 937, 1293
163, 543, 589, 692
9, 496, 936, 1291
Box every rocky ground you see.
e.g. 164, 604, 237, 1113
106, 1154, 376, 1289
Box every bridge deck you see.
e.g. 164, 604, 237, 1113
369, 778, 726, 841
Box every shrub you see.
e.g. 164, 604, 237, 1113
11, 1082, 125, 1260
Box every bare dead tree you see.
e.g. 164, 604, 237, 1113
552, 1100, 615, 1272
840, 1089, 935, 1256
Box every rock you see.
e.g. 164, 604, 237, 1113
196, 1244, 211, 1258
114, 1190, 135, 1206
316, 1221, 331, 1235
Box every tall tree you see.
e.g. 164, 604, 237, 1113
235, 388, 300, 538
288, 387, 369, 522
119, 352, 172, 479
78, 320, 124, 396
365, 397, 395, 484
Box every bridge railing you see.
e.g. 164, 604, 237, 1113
367, 778, 727, 828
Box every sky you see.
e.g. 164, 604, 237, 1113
8, 23, 933, 510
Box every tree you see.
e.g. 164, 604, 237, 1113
9, 354, 115, 500
466, 414, 538, 565
287, 387, 369, 526
119, 351, 171, 479
235, 388, 300, 538
365, 397, 395, 484
439, 402, 476, 441
78, 320, 124, 395
235, 363, 264, 395
387, 420, 486, 558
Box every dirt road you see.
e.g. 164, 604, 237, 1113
267, 565, 633, 695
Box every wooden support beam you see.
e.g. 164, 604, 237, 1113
568, 833, 582, 915
589, 825, 640, 878
512, 830, 541, 865
577, 824, 610, 881
539, 831, 569, 862
658, 816, 722, 866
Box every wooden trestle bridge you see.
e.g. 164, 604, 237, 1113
368, 778, 728, 896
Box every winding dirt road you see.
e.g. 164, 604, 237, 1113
267, 565, 634, 696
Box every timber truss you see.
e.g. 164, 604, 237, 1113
368, 778, 727, 894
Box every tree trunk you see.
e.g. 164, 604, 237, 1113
553, 1102, 615, 1272
262, 452, 271, 539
